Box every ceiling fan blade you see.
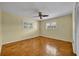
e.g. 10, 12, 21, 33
42, 15, 48, 17
33, 12, 48, 19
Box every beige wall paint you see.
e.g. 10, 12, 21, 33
40, 14, 72, 42
0, 9, 2, 54
2, 11, 73, 44
2, 12, 39, 44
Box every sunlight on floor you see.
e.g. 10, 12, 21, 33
46, 44, 57, 56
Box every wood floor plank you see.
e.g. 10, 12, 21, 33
1, 36, 75, 56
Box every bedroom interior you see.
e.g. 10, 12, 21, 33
0, 2, 79, 56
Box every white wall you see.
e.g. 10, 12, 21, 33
0, 9, 2, 54
75, 2, 79, 56
2, 11, 39, 44
40, 14, 73, 42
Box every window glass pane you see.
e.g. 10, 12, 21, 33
24, 22, 33, 29
46, 22, 56, 30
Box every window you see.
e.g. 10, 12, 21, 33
24, 22, 33, 29
46, 22, 56, 30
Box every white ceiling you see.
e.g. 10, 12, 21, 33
0, 2, 75, 20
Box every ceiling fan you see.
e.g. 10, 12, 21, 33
35, 12, 49, 19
